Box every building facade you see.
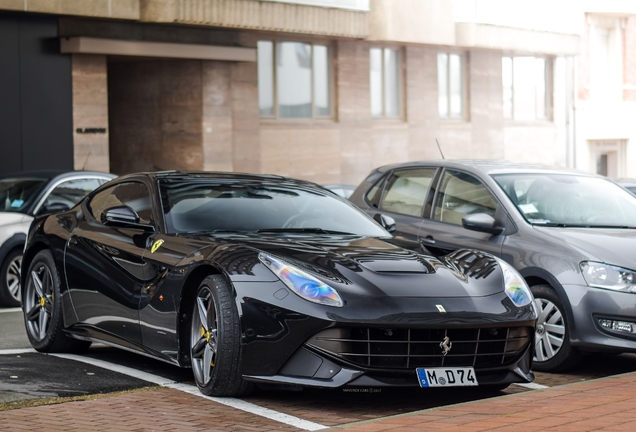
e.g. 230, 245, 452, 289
2, 0, 622, 185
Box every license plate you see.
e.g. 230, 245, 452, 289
416, 367, 478, 387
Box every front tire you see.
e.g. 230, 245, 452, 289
531, 284, 581, 372
0, 248, 22, 307
22, 250, 90, 353
190, 275, 253, 396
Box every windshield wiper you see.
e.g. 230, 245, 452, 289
533, 222, 636, 229
256, 228, 355, 235
180, 229, 250, 235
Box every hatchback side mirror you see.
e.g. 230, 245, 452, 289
462, 213, 504, 235
373, 213, 397, 233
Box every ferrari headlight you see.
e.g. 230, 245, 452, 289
580, 262, 636, 293
258, 253, 343, 307
496, 258, 533, 307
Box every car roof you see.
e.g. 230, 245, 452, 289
374, 160, 598, 177
120, 170, 322, 188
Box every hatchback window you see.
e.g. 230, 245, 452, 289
38, 178, 103, 215
0, 177, 47, 213
433, 170, 497, 225
379, 169, 436, 216
494, 173, 636, 227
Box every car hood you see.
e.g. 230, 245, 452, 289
533, 226, 636, 269
206, 234, 504, 298
0, 212, 30, 228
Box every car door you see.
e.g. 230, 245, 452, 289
419, 169, 505, 257
365, 168, 438, 251
65, 180, 156, 345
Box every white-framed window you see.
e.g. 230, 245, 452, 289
437, 52, 466, 119
258, 40, 333, 119
370, 47, 402, 118
502, 56, 550, 121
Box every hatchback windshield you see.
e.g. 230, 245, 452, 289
493, 174, 636, 227
160, 180, 389, 237
0, 178, 48, 213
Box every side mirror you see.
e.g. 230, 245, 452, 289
38, 202, 71, 215
373, 213, 397, 233
462, 213, 504, 235
103, 206, 140, 225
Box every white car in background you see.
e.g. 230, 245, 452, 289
0, 170, 115, 306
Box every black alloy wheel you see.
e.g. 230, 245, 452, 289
0, 248, 22, 307
531, 284, 581, 372
190, 275, 253, 396
23, 250, 90, 352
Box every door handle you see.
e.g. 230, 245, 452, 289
421, 235, 436, 245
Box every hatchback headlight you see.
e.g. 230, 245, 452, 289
496, 258, 533, 307
259, 253, 344, 307
580, 262, 636, 293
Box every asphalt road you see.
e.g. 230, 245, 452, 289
3, 306, 636, 427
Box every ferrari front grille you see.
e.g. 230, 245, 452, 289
307, 326, 532, 369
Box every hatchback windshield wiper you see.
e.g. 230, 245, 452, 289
533, 222, 636, 229
256, 228, 355, 235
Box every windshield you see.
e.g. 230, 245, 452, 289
493, 173, 636, 227
160, 180, 389, 237
0, 177, 48, 213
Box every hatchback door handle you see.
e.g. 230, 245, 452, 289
421, 235, 436, 245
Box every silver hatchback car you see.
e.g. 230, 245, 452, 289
350, 160, 636, 372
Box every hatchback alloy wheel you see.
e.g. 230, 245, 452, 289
534, 297, 565, 362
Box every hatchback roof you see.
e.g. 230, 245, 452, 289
375, 160, 596, 177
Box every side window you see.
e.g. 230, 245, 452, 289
379, 169, 436, 217
433, 170, 497, 225
365, 178, 385, 207
89, 182, 153, 225
39, 178, 103, 214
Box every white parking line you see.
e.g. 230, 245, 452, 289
0, 307, 22, 314
0, 348, 36, 355
0, 348, 548, 427
514, 382, 549, 390
50, 353, 328, 431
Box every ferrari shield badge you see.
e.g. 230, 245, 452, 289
150, 239, 164, 254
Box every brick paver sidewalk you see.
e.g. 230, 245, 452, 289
2, 372, 636, 431
335, 372, 636, 431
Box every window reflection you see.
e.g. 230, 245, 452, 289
370, 47, 401, 118
437, 53, 465, 119
502, 56, 550, 120
258, 40, 332, 119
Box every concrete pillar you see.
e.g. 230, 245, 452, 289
72, 54, 110, 172
202, 61, 233, 172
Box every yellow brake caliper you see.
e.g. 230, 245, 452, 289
200, 326, 215, 366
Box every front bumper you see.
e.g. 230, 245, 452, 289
564, 283, 636, 352
236, 280, 536, 389
245, 341, 534, 389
